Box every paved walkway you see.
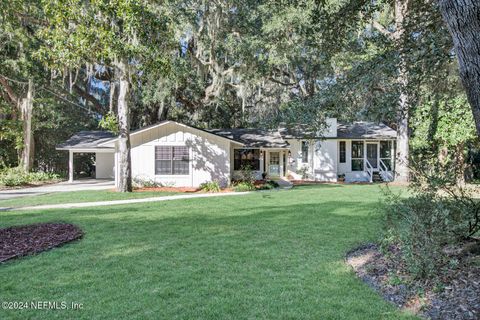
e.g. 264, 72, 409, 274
0, 191, 251, 212
0, 179, 115, 200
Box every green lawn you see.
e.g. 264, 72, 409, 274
0, 184, 416, 319
0, 190, 178, 208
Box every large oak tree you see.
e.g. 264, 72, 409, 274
438, 0, 480, 137
39, 0, 172, 192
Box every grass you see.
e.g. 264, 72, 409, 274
0, 190, 178, 208
0, 184, 417, 319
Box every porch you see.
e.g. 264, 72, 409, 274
342, 140, 395, 183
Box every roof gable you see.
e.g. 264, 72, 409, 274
97, 121, 244, 147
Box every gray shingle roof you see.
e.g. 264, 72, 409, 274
278, 125, 319, 139
56, 131, 115, 150
206, 128, 289, 148
336, 122, 396, 139
57, 121, 396, 151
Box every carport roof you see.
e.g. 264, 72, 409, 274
56, 131, 115, 150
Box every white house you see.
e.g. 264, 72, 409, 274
56, 119, 397, 187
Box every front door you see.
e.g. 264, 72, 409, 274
269, 152, 280, 176
366, 143, 378, 169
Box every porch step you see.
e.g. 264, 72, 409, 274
372, 172, 383, 183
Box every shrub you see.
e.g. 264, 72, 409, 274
199, 180, 221, 192
257, 180, 280, 190
132, 176, 162, 188
236, 164, 256, 184
233, 181, 256, 192
0, 167, 61, 187
381, 187, 480, 279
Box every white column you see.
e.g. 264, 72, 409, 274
363, 141, 367, 170
68, 150, 74, 183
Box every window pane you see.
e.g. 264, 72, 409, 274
301, 141, 309, 163
352, 159, 364, 171
351, 141, 364, 158
380, 141, 391, 158
234, 149, 260, 171
156, 160, 171, 174
155, 146, 171, 160
173, 146, 189, 161
339, 141, 346, 163
173, 160, 189, 175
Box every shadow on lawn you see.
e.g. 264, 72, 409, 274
0, 191, 409, 320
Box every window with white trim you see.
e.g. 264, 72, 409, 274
339, 141, 346, 163
155, 146, 190, 175
380, 141, 392, 170
351, 141, 364, 171
301, 141, 309, 163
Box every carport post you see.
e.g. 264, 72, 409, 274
68, 150, 74, 183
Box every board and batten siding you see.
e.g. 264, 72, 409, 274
313, 140, 337, 182
285, 139, 337, 182
128, 122, 231, 187
95, 152, 115, 179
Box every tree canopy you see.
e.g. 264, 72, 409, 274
0, 0, 477, 186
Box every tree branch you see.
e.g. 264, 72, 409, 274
72, 85, 105, 113
0, 76, 19, 106
269, 77, 298, 87
372, 20, 394, 40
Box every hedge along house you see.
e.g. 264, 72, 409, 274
57, 119, 397, 187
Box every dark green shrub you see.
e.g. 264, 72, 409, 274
257, 180, 280, 190
0, 167, 61, 187
382, 187, 480, 279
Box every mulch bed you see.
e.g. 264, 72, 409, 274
0, 223, 83, 263
346, 243, 480, 319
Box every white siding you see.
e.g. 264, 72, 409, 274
322, 118, 337, 137
313, 140, 337, 182
285, 139, 311, 179
95, 152, 114, 179
128, 122, 231, 187
285, 139, 337, 182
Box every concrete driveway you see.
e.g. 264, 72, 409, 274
0, 179, 115, 200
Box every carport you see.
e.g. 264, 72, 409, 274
56, 131, 116, 183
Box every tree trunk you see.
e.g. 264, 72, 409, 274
20, 79, 34, 172
394, 53, 410, 182
116, 60, 132, 192
455, 142, 466, 186
438, 0, 480, 136
393, 0, 410, 183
